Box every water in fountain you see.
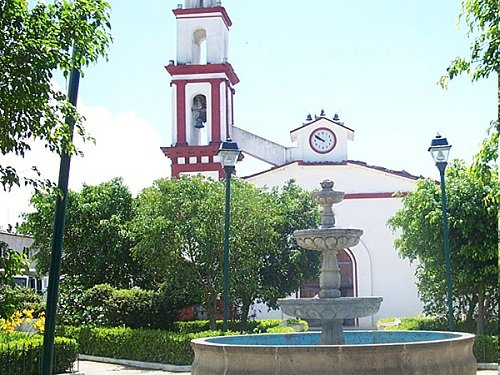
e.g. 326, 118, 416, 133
278, 179, 382, 344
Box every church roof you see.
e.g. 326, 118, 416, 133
242, 159, 422, 181
290, 117, 355, 136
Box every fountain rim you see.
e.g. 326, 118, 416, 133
192, 330, 475, 349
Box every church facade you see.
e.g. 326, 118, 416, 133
162, 1, 423, 327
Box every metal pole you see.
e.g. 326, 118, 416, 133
437, 162, 454, 330
41, 50, 80, 375
222, 166, 233, 332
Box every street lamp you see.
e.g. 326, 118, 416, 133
218, 138, 240, 331
428, 133, 453, 330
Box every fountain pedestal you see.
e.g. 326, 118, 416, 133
278, 180, 382, 344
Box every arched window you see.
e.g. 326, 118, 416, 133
192, 29, 207, 64
191, 94, 208, 145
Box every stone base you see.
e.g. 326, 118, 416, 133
191, 331, 476, 375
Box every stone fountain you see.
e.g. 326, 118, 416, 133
278, 179, 382, 345
190, 180, 476, 375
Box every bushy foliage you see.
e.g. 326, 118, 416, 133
0, 0, 112, 190
0, 242, 29, 319
173, 318, 307, 334
58, 319, 307, 366
132, 176, 319, 326
380, 316, 498, 363
58, 325, 227, 365
0, 285, 44, 321
57, 283, 189, 330
473, 335, 498, 363
0, 332, 77, 374
22, 178, 141, 289
388, 160, 498, 333
381, 316, 497, 336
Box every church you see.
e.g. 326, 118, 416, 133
161, 0, 423, 327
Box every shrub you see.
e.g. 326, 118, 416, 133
380, 317, 499, 363
0, 332, 77, 375
58, 326, 231, 365
0, 286, 45, 320
473, 335, 498, 363
173, 318, 306, 334
57, 319, 307, 366
58, 283, 180, 330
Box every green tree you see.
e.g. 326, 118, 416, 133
20, 178, 140, 289
257, 180, 320, 310
132, 176, 276, 327
388, 160, 498, 334
0, 241, 28, 318
440, 0, 499, 86
132, 177, 320, 326
0, 0, 112, 190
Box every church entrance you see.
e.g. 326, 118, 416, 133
299, 249, 356, 327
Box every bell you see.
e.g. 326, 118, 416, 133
195, 118, 205, 129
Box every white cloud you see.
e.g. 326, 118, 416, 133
0, 105, 170, 229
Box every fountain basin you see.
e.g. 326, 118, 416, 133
191, 331, 476, 375
294, 228, 363, 251
279, 296, 383, 320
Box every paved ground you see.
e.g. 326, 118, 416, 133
78, 360, 190, 374
79, 360, 498, 374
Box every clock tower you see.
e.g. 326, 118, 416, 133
161, 0, 239, 178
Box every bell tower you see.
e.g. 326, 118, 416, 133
161, 0, 239, 178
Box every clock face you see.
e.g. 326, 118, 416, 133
309, 127, 337, 154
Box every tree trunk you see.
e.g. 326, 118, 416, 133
465, 294, 478, 327
206, 294, 217, 330
240, 300, 251, 325
476, 289, 485, 335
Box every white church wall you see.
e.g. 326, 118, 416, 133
338, 198, 423, 324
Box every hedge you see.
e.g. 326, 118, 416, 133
58, 326, 231, 365
173, 318, 305, 334
380, 317, 498, 363
58, 319, 306, 365
0, 333, 78, 375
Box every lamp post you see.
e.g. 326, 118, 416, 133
428, 134, 453, 330
218, 138, 240, 331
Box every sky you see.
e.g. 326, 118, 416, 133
0, 0, 497, 228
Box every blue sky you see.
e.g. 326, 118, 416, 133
0, 0, 496, 227
79, 0, 495, 176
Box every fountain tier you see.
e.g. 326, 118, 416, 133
278, 180, 382, 344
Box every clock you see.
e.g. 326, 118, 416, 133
309, 127, 337, 154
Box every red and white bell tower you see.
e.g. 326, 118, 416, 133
161, 0, 239, 178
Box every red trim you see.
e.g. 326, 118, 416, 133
211, 80, 221, 142
173, 7, 232, 28
161, 143, 220, 159
225, 84, 230, 138
230, 87, 234, 130
175, 82, 187, 144
308, 127, 337, 154
290, 117, 355, 135
172, 162, 223, 178
166, 63, 240, 85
